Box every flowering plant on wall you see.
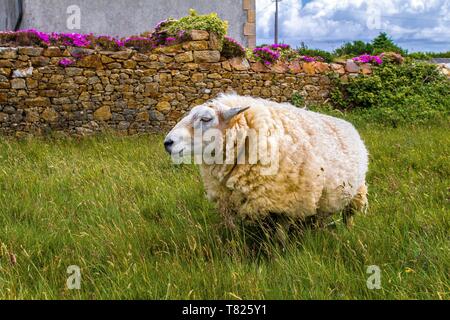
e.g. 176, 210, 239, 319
253, 46, 281, 66
221, 36, 246, 59
352, 54, 383, 65
59, 58, 74, 67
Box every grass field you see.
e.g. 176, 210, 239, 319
0, 122, 448, 299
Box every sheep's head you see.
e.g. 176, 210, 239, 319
163, 100, 249, 162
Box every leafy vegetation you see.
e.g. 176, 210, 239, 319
221, 36, 246, 59
297, 43, 334, 62
334, 32, 407, 57
163, 9, 228, 42
330, 60, 450, 126
334, 40, 375, 57
409, 51, 450, 60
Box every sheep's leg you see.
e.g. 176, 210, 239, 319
343, 184, 368, 228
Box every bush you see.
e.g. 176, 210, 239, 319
291, 92, 305, 108
330, 61, 450, 125
372, 32, 406, 55
408, 51, 450, 60
334, 33, 407, 57
334, 40, 374, 57
297, 43, 335, 62
163, 9, 228, 41
221, 36, 245, 59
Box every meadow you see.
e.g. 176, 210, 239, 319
0, 120, 448, 299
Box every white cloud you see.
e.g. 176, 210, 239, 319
256, 0, 450, 51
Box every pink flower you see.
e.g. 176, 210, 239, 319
59, 58, 74, 67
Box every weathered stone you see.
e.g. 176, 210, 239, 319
154, 45, 183, 55
43, 47, 62, 57
42, 108, 59, 122
25, 110, 40, 122
159, 55, 174, 63
361, 64, 373, 75
12, 66, 33, 78
345, 60, 360, 73
0, 68, 11, 76
53, 97, 71, 105
25, 97, 50, 107
101, 55, 115, 64
0, 48, 18, 59
135, 111, 150, 122
251, 61, 269, 72
132, 53, 149, 62
78, 55, 103, 69
330, 63, 345, 75
31, 56, 50, 67
144, 83, 159, 97
193, 51, 221, 63
65, 67, 84, 76
175, 51, 194, 63
190, 30, 210, 41
0, 92, 7, 103
3, 106, 15, 114
191, 73, 205, 82
11, 78, 26, 89
110, 50, 132, 60
149, 110, 165, 121
94, 105, 112, 121
314, 62, 330, 73
303, 62, 316, 75
270, 61, 288, 73
18, 47, 43, 56
69, 47, 95, 57
157, 73, 172, 84
0, 60, 13, 68
229, 57, 250, 71
288, 61, 302, 74
183, 41, 209, 51
0, 112, 8, 122
382, 52, 404, 64
123, 60, 137, 69
208, 33, 221, 50
155, 101, 171, 113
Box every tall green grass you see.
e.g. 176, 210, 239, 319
0, 123, 448, 299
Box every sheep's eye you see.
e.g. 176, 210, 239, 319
201, 117, 212, 123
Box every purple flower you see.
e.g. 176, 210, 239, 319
270, 43, 290, 50
301, 56, 316, 62
59, 58, 74, 67
165, 37, 177, 44
352, 54, 383, 65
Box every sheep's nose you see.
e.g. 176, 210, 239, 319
164, 139, 174, 154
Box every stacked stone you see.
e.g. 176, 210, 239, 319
0, 31, 373, 136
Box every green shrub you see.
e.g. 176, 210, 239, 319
331, 61, 450, 126
291, 92, 305, 108
408, 51, 450, 60
334, 33, 407, 57
372, 32, 406, 55
164, 9, 228, 41
297, 43, 335, 62
334, 40, 374, 57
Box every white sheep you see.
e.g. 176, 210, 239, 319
164, 94, 368, 229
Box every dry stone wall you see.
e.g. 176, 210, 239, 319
0, 31, 373, 136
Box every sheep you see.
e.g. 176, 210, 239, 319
164, 94, 369, 230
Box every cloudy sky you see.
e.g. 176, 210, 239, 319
256, 0, 450, 52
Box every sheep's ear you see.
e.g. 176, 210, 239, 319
222, 106, 250, 122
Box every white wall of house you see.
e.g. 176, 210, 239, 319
8, 0, 252, 46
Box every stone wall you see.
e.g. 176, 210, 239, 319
0, 31, 373, 136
